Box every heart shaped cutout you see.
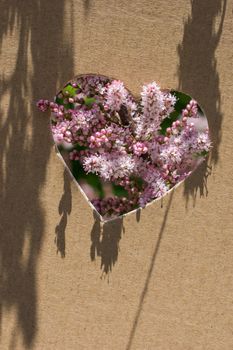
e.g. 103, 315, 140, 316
37, 74, 211, 221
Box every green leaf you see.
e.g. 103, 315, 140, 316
83, 96, 96, 107
171, 90, 191, 113
171, 90, 204, 114
64, 103, 74, 110
160, 110, 180, 135
62, 84, 77, 97
130, 176, 144, 191
112, 184, 129, 198
85, 174, 104, 198
73, 144, 88, 151
55, 97, 64, 105
71, 160, 104, 198
55, 96, 74, 110
159, 90, 199, 135
193, 150, 209, 158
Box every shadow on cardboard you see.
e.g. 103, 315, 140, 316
178, 0, 227, 207
0, 1, 74, 348
55, 170, 72, 258
90, 212, 124, 278
126, 1, 227, 349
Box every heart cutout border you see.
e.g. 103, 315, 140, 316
37, 74, 211, 222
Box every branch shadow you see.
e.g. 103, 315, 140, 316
177, 0, 227, 206
0, 1, 74, 348
124, 2, 228, 346
83, 0, 91, 16
126, 2, 227, 347
90, 212, 124, 278
125, 192, 174, 350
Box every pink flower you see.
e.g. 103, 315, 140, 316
182, 99, 198, 118
92, 196, 137, 219
104, 80, 129, 111
163, 92, 177, 115
51, 120, 73, 144
36, 99, 49, 112
193, 130, 211, 153
134, 82, 167, 139
69, 150, 79, 160
37, 75, 212, 218
133, 142, 148, 156
83, 152, 136, 181
139, 178, 168, 207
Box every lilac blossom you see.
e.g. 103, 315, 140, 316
51, 120, 74, 144
37, 74, 211, 219
182, 99, 198, 118
104, 80, 129, 112
92, 196, 138, 219
163, 92, 177, 115
133, 142, 148, 156
83, 152, 136, 181
139, 178, 168, 207
37, 99, 49, 112
133, 82, 176, 139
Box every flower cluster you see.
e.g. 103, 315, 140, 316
83, 152, 136, 181
133, 82, 176, 139
104, 80, 129, 112
37, 74, 211, 219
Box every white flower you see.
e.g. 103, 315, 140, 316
105, 80, 129, 111
83, 152, 136, 181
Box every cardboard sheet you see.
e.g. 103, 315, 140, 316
1, 0, 232, 349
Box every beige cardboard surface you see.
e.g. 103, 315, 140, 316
0, 0, 233, 349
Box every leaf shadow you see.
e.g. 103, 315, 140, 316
55, 169, 72, 258
0, 0, 74, 348
90, 212, 124, 278
177, 0, 227, 206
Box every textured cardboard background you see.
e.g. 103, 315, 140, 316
1, 0, 233, 349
